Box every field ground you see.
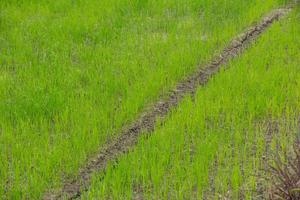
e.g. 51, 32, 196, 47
0, 0, 299, 199
82, 8, 300, 199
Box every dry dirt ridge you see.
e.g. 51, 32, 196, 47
43, 6, 292, 200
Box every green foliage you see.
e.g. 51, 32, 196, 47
83, 10, 300, 199
0, 0, 291, 199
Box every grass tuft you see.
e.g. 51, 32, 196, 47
267, 139, 300, 200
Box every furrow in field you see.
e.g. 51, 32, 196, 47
82, 5, 300, 198
43, 6, 291, 200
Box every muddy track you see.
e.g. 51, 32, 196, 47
43, 7, 291, 200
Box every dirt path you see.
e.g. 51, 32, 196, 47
43, 7, 291, 200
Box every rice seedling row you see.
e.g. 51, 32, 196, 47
82, 7, 300, 199
0, 0, 295, 199
43, 6, 292, 200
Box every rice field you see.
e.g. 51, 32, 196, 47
82, 8, 300, 199
0, 0, 298, 199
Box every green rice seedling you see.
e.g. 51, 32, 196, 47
82, 9, 300, 199
0, 0, 292, 199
